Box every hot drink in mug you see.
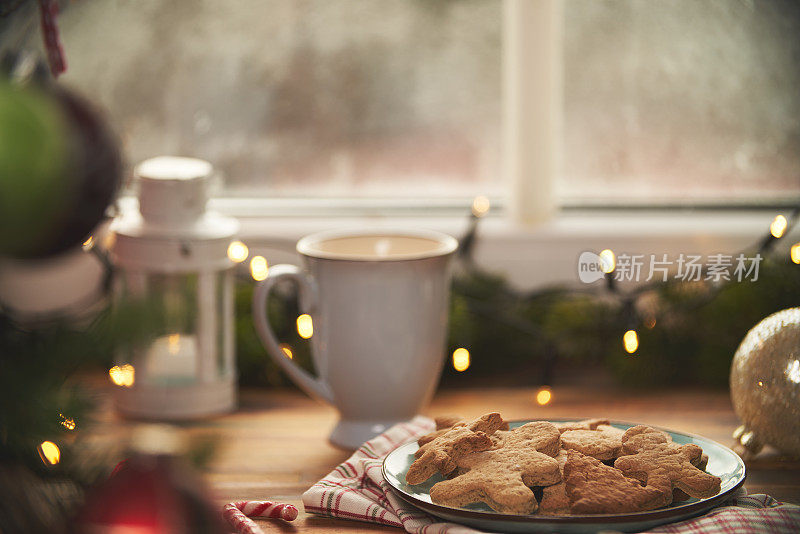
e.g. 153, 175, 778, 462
252, 228, 458, 449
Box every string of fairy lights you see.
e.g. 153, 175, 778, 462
218, 198, 800, 409
462, 199, 800, 401
597, 208, 800, 356
31, 199, 800, 468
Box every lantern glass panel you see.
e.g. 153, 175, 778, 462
116, 270, 230, 387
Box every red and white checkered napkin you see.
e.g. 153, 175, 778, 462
301, 417, 800, 534
301, 416, 480, 533
648, 491, 800, 533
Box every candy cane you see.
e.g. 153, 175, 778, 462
222, 500, 298, 534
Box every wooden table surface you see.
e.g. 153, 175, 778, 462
169, 386, 800, 533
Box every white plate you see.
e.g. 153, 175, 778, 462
382, 420, 746, 533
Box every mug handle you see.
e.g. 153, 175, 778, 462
252, 264, 333, 403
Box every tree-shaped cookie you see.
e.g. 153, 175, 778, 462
428, 421, 561, 514
613, 425, 721, 501
564, 450, 668, 513
406, 412, 505, 484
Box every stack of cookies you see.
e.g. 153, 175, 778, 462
404, 413, 721, 515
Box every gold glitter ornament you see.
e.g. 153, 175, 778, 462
730, 308, 800, 457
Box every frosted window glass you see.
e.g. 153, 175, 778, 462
50, 0, 799, 203
55, 0, 502, 198
562, 0, 800, 203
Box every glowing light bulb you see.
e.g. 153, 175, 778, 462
168, 333, 181, 355
59, 414, 76, 431
227, 241, 249, 263
297, 314, 313, 339
599, 249, 616, 274
536, 388, 552, 405
82, 236, 94, 251
623, 330, 639, 354
250, 255, 269, 281
452, 348, 470, 372
471, 196, 491, 218
791, 243, 800, 264
770, 215, 787, 239
109, 364, 135, 387
280, 344, 293, 359
38, 441, 60, 465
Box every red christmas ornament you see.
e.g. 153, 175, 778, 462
74, 428, 225, 534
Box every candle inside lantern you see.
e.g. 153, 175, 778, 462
145, 333, 198, 384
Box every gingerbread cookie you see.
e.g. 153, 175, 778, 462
406, 412, 504, 484
614, 426, 721, 502
673, 453, 712, 501
415, 412, 506, 459
435, 415, 466, 430
695, 453, 709, 471
428, 421, 561, 514
560, 424, 625, 461
417, 415, 465, 447
564, 450, 668, 514
619, 425, 709, 469
500, 420, 560, 456
538, 450, 570, 515
418, 414, 508, 448
619, 424, 672, 454
555, 418, 609, 433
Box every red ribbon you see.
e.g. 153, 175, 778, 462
38, 0, 66, 77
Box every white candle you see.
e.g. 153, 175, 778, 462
503, 0, 562, 224
145, 333, 198, 383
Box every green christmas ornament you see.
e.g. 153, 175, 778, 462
0, 82, 122, 259
730, 307, 800, 457
0, 83, 70, 257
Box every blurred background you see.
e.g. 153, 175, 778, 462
0, 0, 798, 389
16, 0, 800, 203
2, 1, 800, 530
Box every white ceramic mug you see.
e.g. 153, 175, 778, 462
252, 229, 458, 448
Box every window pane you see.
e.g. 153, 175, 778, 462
55, 0, 502, 198
50, 0, 799, 205
562, 0, 800, 204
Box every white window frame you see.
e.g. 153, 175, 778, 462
3, 1, 795, 320
224, 201, 796, 289
212, 0, 560, 224
125, 0, 797, 289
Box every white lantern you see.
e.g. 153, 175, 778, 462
109, 156, 239, 419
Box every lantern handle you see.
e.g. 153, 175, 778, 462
252, 264, 333, 403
